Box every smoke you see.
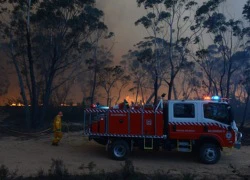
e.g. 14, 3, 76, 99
95, 0, 247, 62
95, 0, 147, 62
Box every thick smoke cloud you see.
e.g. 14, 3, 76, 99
96, 0, 247, 62
96, 0, 147, 62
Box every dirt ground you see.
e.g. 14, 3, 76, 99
0, 131, 250, 179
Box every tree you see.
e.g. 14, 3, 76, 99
239, 0, 250, 128
124, 40, 163, 104
51, 79, 75, 106
243, 0, 250, 22
240, 66, 250, 128
97, 66, 125, 106
193, 45, 222, 96
0, 0, 108, 128
0, 65, 9, 97
243, 0, 250, 62
114, 73, 131, 105
135, 0, 201, 101
0, 38, 9, 97
88, 32, 114, 105
122, 51, 152, 104
176, 62, 201, 99
194, 0, 244, 98
82, 45, 114, 105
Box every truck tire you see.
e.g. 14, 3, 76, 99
199, 143, 221, 164
109, 140, 130, 161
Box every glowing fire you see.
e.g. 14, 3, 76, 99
10, 103, 24, 106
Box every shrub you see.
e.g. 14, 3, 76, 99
78, 161, 96, 174
48, 159, 69, 179
182, 172, 197, 180
0, 164, 17, 180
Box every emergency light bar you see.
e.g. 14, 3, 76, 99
203, 95, 221, 102
90, 103, 109, 109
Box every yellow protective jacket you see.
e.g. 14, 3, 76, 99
53, 115, 62, 132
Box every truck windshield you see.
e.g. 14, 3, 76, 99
203, 103, 231, 125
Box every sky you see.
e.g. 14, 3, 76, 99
0, 0, 248, 105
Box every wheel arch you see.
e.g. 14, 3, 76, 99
108, 137, 132, 145
91, 136, 108, 145
196, 135, 222, 150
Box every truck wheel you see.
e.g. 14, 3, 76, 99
109, 140, 130, 161
199, 143, 221, 164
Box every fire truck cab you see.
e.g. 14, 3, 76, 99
83, 96, 242, 164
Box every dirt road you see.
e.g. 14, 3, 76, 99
0, 131, 249, 179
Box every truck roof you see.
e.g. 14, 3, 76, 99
166, 100, 228, 104
166, 100, 226, 103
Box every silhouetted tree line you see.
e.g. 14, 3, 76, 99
0, 0, 250, 129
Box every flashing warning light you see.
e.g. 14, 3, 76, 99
211, 96, 220, 101
204, 96, 211, 100
90, 104, 109, 109
203, 95, 221, 101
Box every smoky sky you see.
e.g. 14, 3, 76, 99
96, 0, 248, 61
96, 0, 147, 61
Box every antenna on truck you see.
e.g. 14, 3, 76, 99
155, 93, 166, 111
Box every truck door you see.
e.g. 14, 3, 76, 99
201, 102, 234, 147
168, 102, 198, 139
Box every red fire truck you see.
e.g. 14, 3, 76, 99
83, 95, 242, 164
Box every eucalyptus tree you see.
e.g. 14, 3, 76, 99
97, 65, 125, 106
82, 45, 113, 105
194, 0, 244, 98
0, 0, 108, 128
240, 66, 250, 128
135, 0, 201, 101
87, 32, 114, 105
50, 79, 75, 106
243, 0, 250, 61
114, 74, 131, 105
0, 65, 9, 97
194, 45, 222, 96
176, 61, 201, 99
122, 50, 153, 104
243, 0, 250, 22
0, 43, 9, 97
239, 0, 250, 128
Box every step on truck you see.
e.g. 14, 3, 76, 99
83, 95, 242, 164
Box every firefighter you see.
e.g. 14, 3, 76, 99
124, 99, 129, 109
52, 111, 63, 146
